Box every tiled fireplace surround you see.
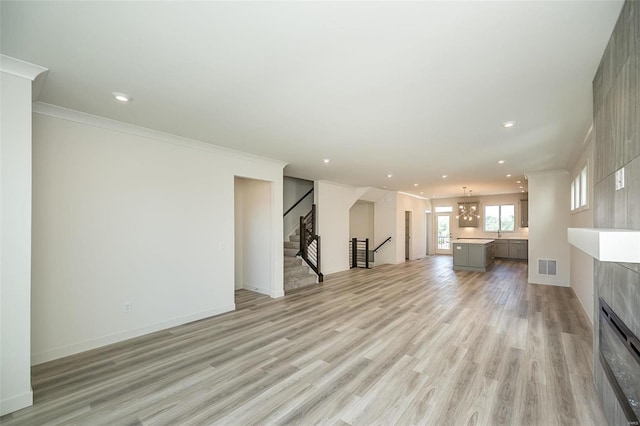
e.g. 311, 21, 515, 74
592, 1, 640, 424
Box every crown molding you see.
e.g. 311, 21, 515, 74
33, 102, 288, 168
524, 169, 569, 179
0, 55, 48, 81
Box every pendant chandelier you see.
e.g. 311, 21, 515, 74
456, 186, 480, 221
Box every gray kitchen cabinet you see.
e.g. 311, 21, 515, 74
457, 202, 479, 227
453, 243, 469, 266
509, 239, 528, 260
495, 240, 509, 258
496, 239, 528, 260
520, 200, 528, 228
452, 240, 494, 272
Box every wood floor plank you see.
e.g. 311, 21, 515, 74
1, 257, 605, 425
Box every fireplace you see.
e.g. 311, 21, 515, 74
599, 298, 640, 423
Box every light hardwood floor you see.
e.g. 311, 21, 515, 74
1, 257, 605, 425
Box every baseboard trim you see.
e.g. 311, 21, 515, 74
31, 304, 235, 365
0, 390, 33, 416
528, 275, 569, 287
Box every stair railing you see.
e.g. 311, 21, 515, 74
373, 236, 392, 253
299, 204, 323, 282
284, 187, 313, 218
349, 238, 370, 269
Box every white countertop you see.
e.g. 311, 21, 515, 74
453, 239, 495, 244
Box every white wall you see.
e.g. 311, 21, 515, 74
373, 192, 398, 265
527, 170, 571, 287
0, 68, 39, 415
569, 134, 595, 323
234, 177, 273, 295
31, 106, 285, 364
315, 181, 359, 275
349, 201, 374, 241
283, 176, 313, 238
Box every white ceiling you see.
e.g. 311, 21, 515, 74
1, 1, 623, 198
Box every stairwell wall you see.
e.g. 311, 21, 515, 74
315, 181, 360, 275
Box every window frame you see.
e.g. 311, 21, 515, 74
571, 160, 589, 213
483, 203, 516, 233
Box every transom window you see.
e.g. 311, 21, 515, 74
435, 206, 453, 213
484, 205, 515, 232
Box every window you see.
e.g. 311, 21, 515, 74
484, 204, 515, 232
571, 162, 588, 212
435, 206, 453, 213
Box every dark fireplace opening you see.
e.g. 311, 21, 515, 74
599, 298, 640, 423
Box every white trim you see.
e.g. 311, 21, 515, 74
0, 390, 33, 416
524, 170, 569, 179
0, 55, 48, 81
528, 276, 570, 287
568, 228, 640, 263
31, 304, 235, 365
32, 102, 288, 167
271, 291, 285, 298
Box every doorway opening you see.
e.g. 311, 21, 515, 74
234, 177, 273, 305
435, 213, 452, 255
405, 211, 412, 260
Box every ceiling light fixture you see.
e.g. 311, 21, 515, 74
442, 174, 448, 178
456, 187, 480, 222
502, 121, 516, 128
112, 92, 132, 102
519, 186, 524, 189
387, 174, 393, 178
498, 160, 505, 164
506, 174, 512, 178
414, 183, 418, 187
516, 180, 522, 184
323, 158, 330, 164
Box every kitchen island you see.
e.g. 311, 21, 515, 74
452, 239, 495, 272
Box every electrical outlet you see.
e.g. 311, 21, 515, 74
123, 302, 132, 313
615, 167, 625, 191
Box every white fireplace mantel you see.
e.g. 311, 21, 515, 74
568, 228, 640, 263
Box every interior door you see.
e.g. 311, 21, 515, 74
405, 211, 411, 260
435, 214, 452, 255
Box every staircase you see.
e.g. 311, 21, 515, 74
284, 228, 318, 291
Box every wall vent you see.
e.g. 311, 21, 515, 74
537, 259, 557, 276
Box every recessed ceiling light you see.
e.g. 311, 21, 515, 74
519, 186, 524, 189
516, 180, 522, 184
502, 121, 516, 128
521, 190, 526, 193
498, 160, 505, 164
112, 92, 132, 102
442, 175, 448, 178
413, 183, 418, 187
420, 192, 424, 194
323, 158, 330, 164
506, 174, 512, 178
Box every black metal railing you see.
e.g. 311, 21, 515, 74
284, 187, 314, 218
437, 235, 450, 250
350, 238, 371, 269
299, 205, 323, 282
373, 236, 391, 253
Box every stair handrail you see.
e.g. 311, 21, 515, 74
283, 187, 314, 218
373, 236, 392, 253
299, 204, 323, 282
